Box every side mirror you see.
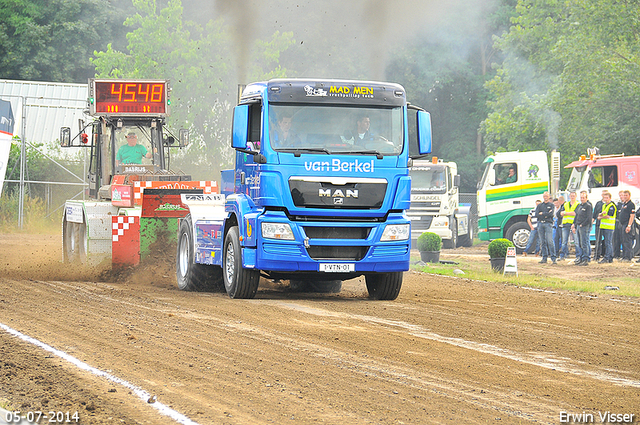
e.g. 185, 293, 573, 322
60, 127, 71, 147
179, 129, 189, 147
453, 174, 461, 187
416, 110, 432, 155
232, 104, 249, 149
488, 168, 496, 186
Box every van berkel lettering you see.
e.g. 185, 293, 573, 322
304, 159, 375, 173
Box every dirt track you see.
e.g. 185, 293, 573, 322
0, 234, 639, 424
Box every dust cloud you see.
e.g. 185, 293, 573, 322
183, 0, 491, 83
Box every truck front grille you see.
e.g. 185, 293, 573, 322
306, 246, 369, 261
302, 226, 371, 239
410, 216, 433, 231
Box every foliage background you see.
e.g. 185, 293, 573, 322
1, 0, 639, 227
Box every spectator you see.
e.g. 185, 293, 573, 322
553, 196, 564, 257
535, 191, 557, 264
523, 200, 541, 256
572, 191, 593, 266
560, 192, 580, 261
617, 190, 636, 262
597, 191, 617, 264
613, 190, 624, 259
592, 193, 605, 261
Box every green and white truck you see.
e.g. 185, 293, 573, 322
476, 150, 560, 252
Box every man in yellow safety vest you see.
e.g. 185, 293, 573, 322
597, 191, 617, 263
559, 191, 580, 261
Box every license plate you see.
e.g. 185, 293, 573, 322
319, 263, 355, 273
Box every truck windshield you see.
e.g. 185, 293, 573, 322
268, 104, 403, 155
566, 167, 585, 192
478, 162, 491, 190
410, 166, 446, 194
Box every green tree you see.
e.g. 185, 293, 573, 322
387, 0, 517, 192
483, 0, 640, 170
92, 0, 295, 177
0, 0, 133, 82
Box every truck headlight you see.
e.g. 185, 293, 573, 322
381, 224, 410, 241
261, 222, 295, 240
432, 216, 449, 228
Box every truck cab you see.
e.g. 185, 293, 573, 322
407, 158, 471, 248
477, 150, 553, 252
564, 151, 640, 254
177, 78, 432, 299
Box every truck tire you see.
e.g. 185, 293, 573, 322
176, 215, 224, 292
505, 221, 530, 254
365, 272, 402, 300
290, 279, 342, 293
460, 224, 474, 247
223, 226, 260, 299
443, 218, 457, 249
63, 219, 86, 264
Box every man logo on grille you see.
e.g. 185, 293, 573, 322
318, 189, 359, 198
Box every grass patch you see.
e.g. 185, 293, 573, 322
411, 256, 640, 298
0, 192, 61, 234
0, 398, 14, 411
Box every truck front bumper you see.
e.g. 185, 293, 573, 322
249, 211, 410, 274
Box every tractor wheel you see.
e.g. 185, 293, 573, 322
290, 279, 342, 293
223, 226, 260, 299
176, 215, 224, 292
63, 218, 87, 264
365, 272, 403, 300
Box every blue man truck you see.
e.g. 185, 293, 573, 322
176, 79, 432, 299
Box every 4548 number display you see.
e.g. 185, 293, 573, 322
4, 411, 79, 423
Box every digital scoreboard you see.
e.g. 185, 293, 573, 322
89, 79, 169, 116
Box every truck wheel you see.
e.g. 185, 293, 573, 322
365, 272, 402, 300
63, 219, 86, 263
223, 226, 260, 299
290, 279, 342, 293
460, 224, 474, 247
443, 218, 457, 249
505, 221, 530, 254
176, 216, 224, 292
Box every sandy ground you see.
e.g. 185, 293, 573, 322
0, 234, 638, 424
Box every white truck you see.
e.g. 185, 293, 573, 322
407, 158, 472, 249
476, 150, 559, 252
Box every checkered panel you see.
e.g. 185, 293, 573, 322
112, 215, 140, 269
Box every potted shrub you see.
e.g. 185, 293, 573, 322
417, 232, 442, 263
488, 238, 514, 272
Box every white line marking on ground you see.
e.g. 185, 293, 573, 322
0, 322, 202, 425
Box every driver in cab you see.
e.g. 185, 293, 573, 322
116, 132, 151, 165
272, 113, 300, 148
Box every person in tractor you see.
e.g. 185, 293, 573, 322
116, 132, 151, 165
